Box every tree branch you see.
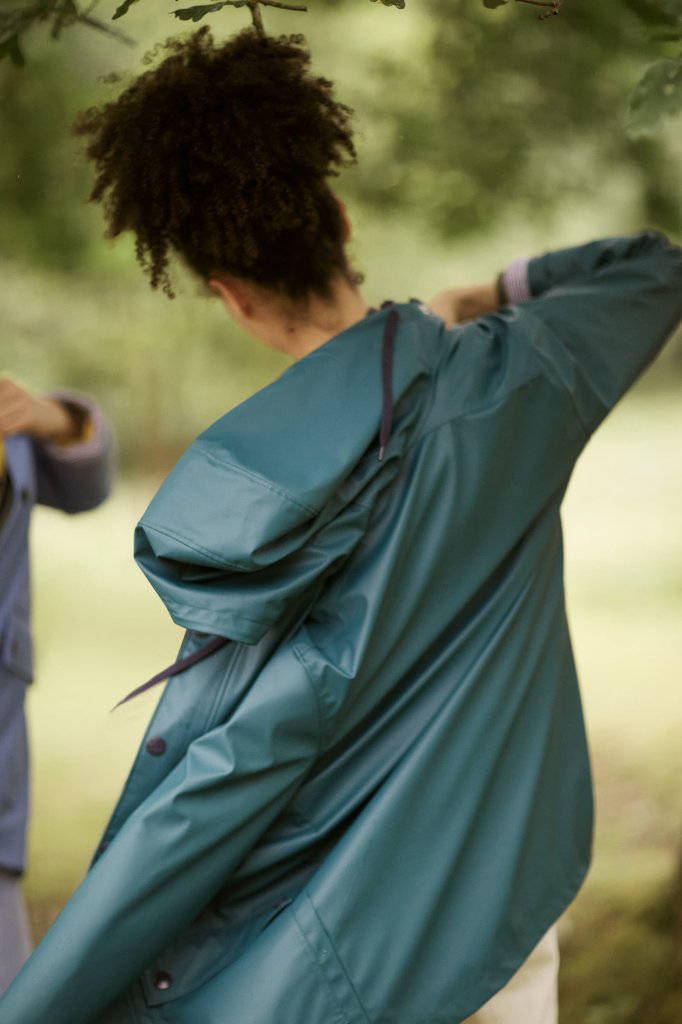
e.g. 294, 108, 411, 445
248, 0, 264, 35
250, 0, 308, 35
260, 0, 307, 10
173, 0, 307, 31
515, 0, 563, 19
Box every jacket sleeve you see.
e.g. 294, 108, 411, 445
504, 231, 682, 435
0, 645, 322, 1024
32, 392, 114, 512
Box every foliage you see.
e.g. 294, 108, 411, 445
622, 0, 682, 132
629, 57, 682, 132
341, 0, 681, 238
1, 0, 681, 137
171, 0, 308, 34
481, 0, 682, 130
0, 0, 132, 66
0, 45, 100, 267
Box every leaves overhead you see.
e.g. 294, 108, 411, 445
0, 0, 680, 138
622, 0, 682, 28
0, 0, 133, 63
621, 0, 682, 130
344, 0, 681, 236
629, 55, 682, 131
174, 3, 230, 23
478, 0, 682, 127
112, 0, 143, 22
172, 0, 307, 33
0, 33, 25, 66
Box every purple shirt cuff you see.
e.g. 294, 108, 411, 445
502, 257, 532, 304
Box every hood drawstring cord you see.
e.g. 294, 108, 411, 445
115, 306, 401, 709
112, 634, 229, 710
378, 306, 400, 462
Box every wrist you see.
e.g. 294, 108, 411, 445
455, 281, 499, 322
32, 396, 81, 442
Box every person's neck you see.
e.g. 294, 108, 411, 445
267, 278, 370, 362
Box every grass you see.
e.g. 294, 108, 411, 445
556, 392, 682, 1022
558, 874, 682, 1024
563, 393, 682, 882
26, 482, 179, 898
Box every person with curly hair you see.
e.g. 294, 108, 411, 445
0, 25, 680, 1024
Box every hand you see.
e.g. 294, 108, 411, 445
428, 281, 499, 327
0, 377, 79, 442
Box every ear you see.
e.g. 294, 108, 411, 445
209, 277, 254, 323
336, 197, 352, 243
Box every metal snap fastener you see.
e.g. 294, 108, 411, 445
152, 971, 172, 991
146, 736, 167, 757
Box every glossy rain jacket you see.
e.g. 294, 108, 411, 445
1, 233, 681, 1024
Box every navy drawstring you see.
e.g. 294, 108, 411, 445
115, 306, 400, 708
378, 306, 399, 461
112, 634, 229, 710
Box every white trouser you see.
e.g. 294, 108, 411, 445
464, 927, 559, 1024
0, 870, 32, 996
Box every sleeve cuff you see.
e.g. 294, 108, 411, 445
502, 257, 532, 304
42, 392, 109, 463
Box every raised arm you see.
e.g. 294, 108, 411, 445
428, 280, 499, 326
0, 378, 81, 444
431, 232, 682, 434
0, 378, 114, 512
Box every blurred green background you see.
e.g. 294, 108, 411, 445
2, 1, 681, 1021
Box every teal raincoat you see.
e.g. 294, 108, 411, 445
1, 233, 681, 1024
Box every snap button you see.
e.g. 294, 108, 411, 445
145, 736, 167, 756
152, 971, 172, 991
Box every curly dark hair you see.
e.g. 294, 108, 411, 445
73, 28, 359, 300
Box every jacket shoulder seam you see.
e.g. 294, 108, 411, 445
196, 445, 320, 516
512, 306, 594, 437
417, 362, 587, 449
415, 370, 546, 447
140, 521, 251, 571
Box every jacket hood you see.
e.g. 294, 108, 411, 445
134, 304, 442, 643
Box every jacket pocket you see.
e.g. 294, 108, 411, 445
140, 895, 293, 1008
1, 611, 34, 684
